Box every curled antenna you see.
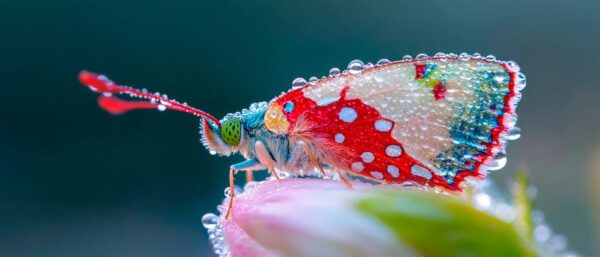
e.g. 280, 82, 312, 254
79, 71, 221, 128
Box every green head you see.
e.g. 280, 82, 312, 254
200, 116, 244, 156
220, 118, 242, 146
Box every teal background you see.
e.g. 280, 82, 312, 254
1, 1, 599, 256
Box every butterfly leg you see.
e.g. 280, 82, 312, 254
255, 141, 281, 180
225, 159, 265, 219
232, 159, 263, 183
225, 167, 235, 219
297, 141, 326, 176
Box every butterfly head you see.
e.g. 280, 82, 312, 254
200, 117, 243, 156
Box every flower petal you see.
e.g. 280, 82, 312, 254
225, 179, 417, 257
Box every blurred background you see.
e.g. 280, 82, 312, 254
1, 1, 599, 256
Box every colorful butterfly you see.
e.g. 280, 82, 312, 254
79, 53, 525, 218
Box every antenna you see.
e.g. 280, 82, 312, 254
79, 71, 221, 128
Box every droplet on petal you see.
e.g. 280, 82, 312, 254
201, 213, 219, 229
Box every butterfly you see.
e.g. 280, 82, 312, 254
79, 53, 525, 218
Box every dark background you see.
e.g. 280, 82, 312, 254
1, 1, 599, 256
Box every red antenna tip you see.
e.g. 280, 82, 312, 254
79, 70, 115, 93
79, 70, 222, 127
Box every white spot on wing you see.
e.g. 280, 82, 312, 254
385, 145, 403, 157
411, 165, 432, 179
360, 152, 375, 163
374, 120, 393, 132
387, 165, 400, 178
370, 171, 384, 179
339, 107, 357, 123
351, 162, 364, 172
334, 133, 345, 143
316, 97, 339, 106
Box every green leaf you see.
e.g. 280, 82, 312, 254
513, 170, 534, 241
355, 190, 538, 257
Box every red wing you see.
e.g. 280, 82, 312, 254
274, 87, 453, 189
269, 56, 524, 190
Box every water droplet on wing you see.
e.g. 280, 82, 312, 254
506, 127, 522, 140
347, 60, 365, 74
292, 77, 307, 89
329, 67, 341, 77
376, 58, 391, 65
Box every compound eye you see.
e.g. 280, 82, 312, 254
283, 101, 294, 113
220, 118, 242, 146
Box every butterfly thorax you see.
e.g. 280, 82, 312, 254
201, 102, 322, 174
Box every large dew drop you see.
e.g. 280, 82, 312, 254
485, 154, 507, 171
201, 213, 219, 229
347, 60, 365, 75
416, 53, 428, 60
291, 77, 307, 89
506, 127, 522, 141
376, 58, 391, 65
516, 72, 527, 91
329, 67, 341, 77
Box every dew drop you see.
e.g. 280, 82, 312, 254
534, 224, 552, 242
486, 154, 507, 171
506, 60, 521, 72
416, 53, 428, 60
308, 76, 318, 85
347, 59, 365, 74
472, 53, 482, 59
474, 193, 492, 210
157, 104, 167, 111
485, 54, 497, 61
376, 58, 391, 65
516, 72, 527, 91
402, 55, 412, 61
291, 77, 307, 89
506, 127, 522, 140
224, 187, 233, 198
201, 213, 219, 229
223, 186, 241, 198
459, 52, 470, 61
329, 67, 341, 77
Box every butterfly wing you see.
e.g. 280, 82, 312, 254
267, 56, 524, 190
